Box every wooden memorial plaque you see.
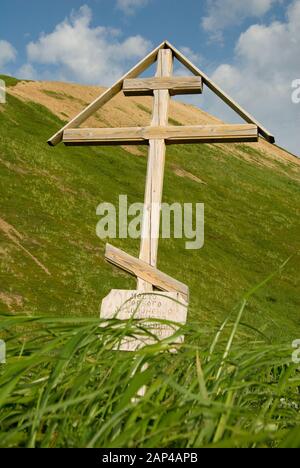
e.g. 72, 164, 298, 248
100, 290, 188, 351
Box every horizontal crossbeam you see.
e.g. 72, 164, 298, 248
123, 77, 203, 96
105, 243, 189, 302
63, 124, 258, 146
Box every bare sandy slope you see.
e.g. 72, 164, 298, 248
9, 80, 300, 175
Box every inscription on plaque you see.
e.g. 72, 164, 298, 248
100, 290, 188, 351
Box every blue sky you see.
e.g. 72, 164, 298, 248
0, 0, 299, 155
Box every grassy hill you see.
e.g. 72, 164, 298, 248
0, 76, 300, 448
0, 75, 299, 340
0, 75, 299, 335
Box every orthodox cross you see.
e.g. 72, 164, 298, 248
48, 41, 274, 350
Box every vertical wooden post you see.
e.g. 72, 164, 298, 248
138, 49, 173, 291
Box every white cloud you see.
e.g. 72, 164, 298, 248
25, 5, 152, 85
116, 0, 149, 15
202, 0, 279, 41
17, 63, 36, 80
174, 46, 204, 79
203, 0, 300, 155
0, 40, 17, 69
179, 47, 202, 64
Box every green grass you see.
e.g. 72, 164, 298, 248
42, 89, 87, 106
0, 90, 300, 447
136, 103, 152, 114
0, 265, 299, 448
42, 90, 65, 100
0, 74, 29, 87
169, 116, 182, 126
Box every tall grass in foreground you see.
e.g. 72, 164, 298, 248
0, 262, 299, 448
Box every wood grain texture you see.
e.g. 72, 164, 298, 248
63, 124, 258, 145
123, 77, 203, 96
164, 40, 275, 144
105, 244, 189, 302
47, 41, 167, 146
137, 49, 173, 291
48, 40, 274, 145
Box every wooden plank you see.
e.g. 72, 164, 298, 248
164, 41, 275, 144
138, 48, 173, 291
105, 244, 189, 302
123, 77, 202, 96
63, 124, 258, 145
47, 41, 167, 146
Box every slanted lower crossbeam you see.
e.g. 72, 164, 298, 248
63, 124, 258, 146
105, 244, 189, 302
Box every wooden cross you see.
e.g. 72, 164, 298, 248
48, 41, 274, 350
